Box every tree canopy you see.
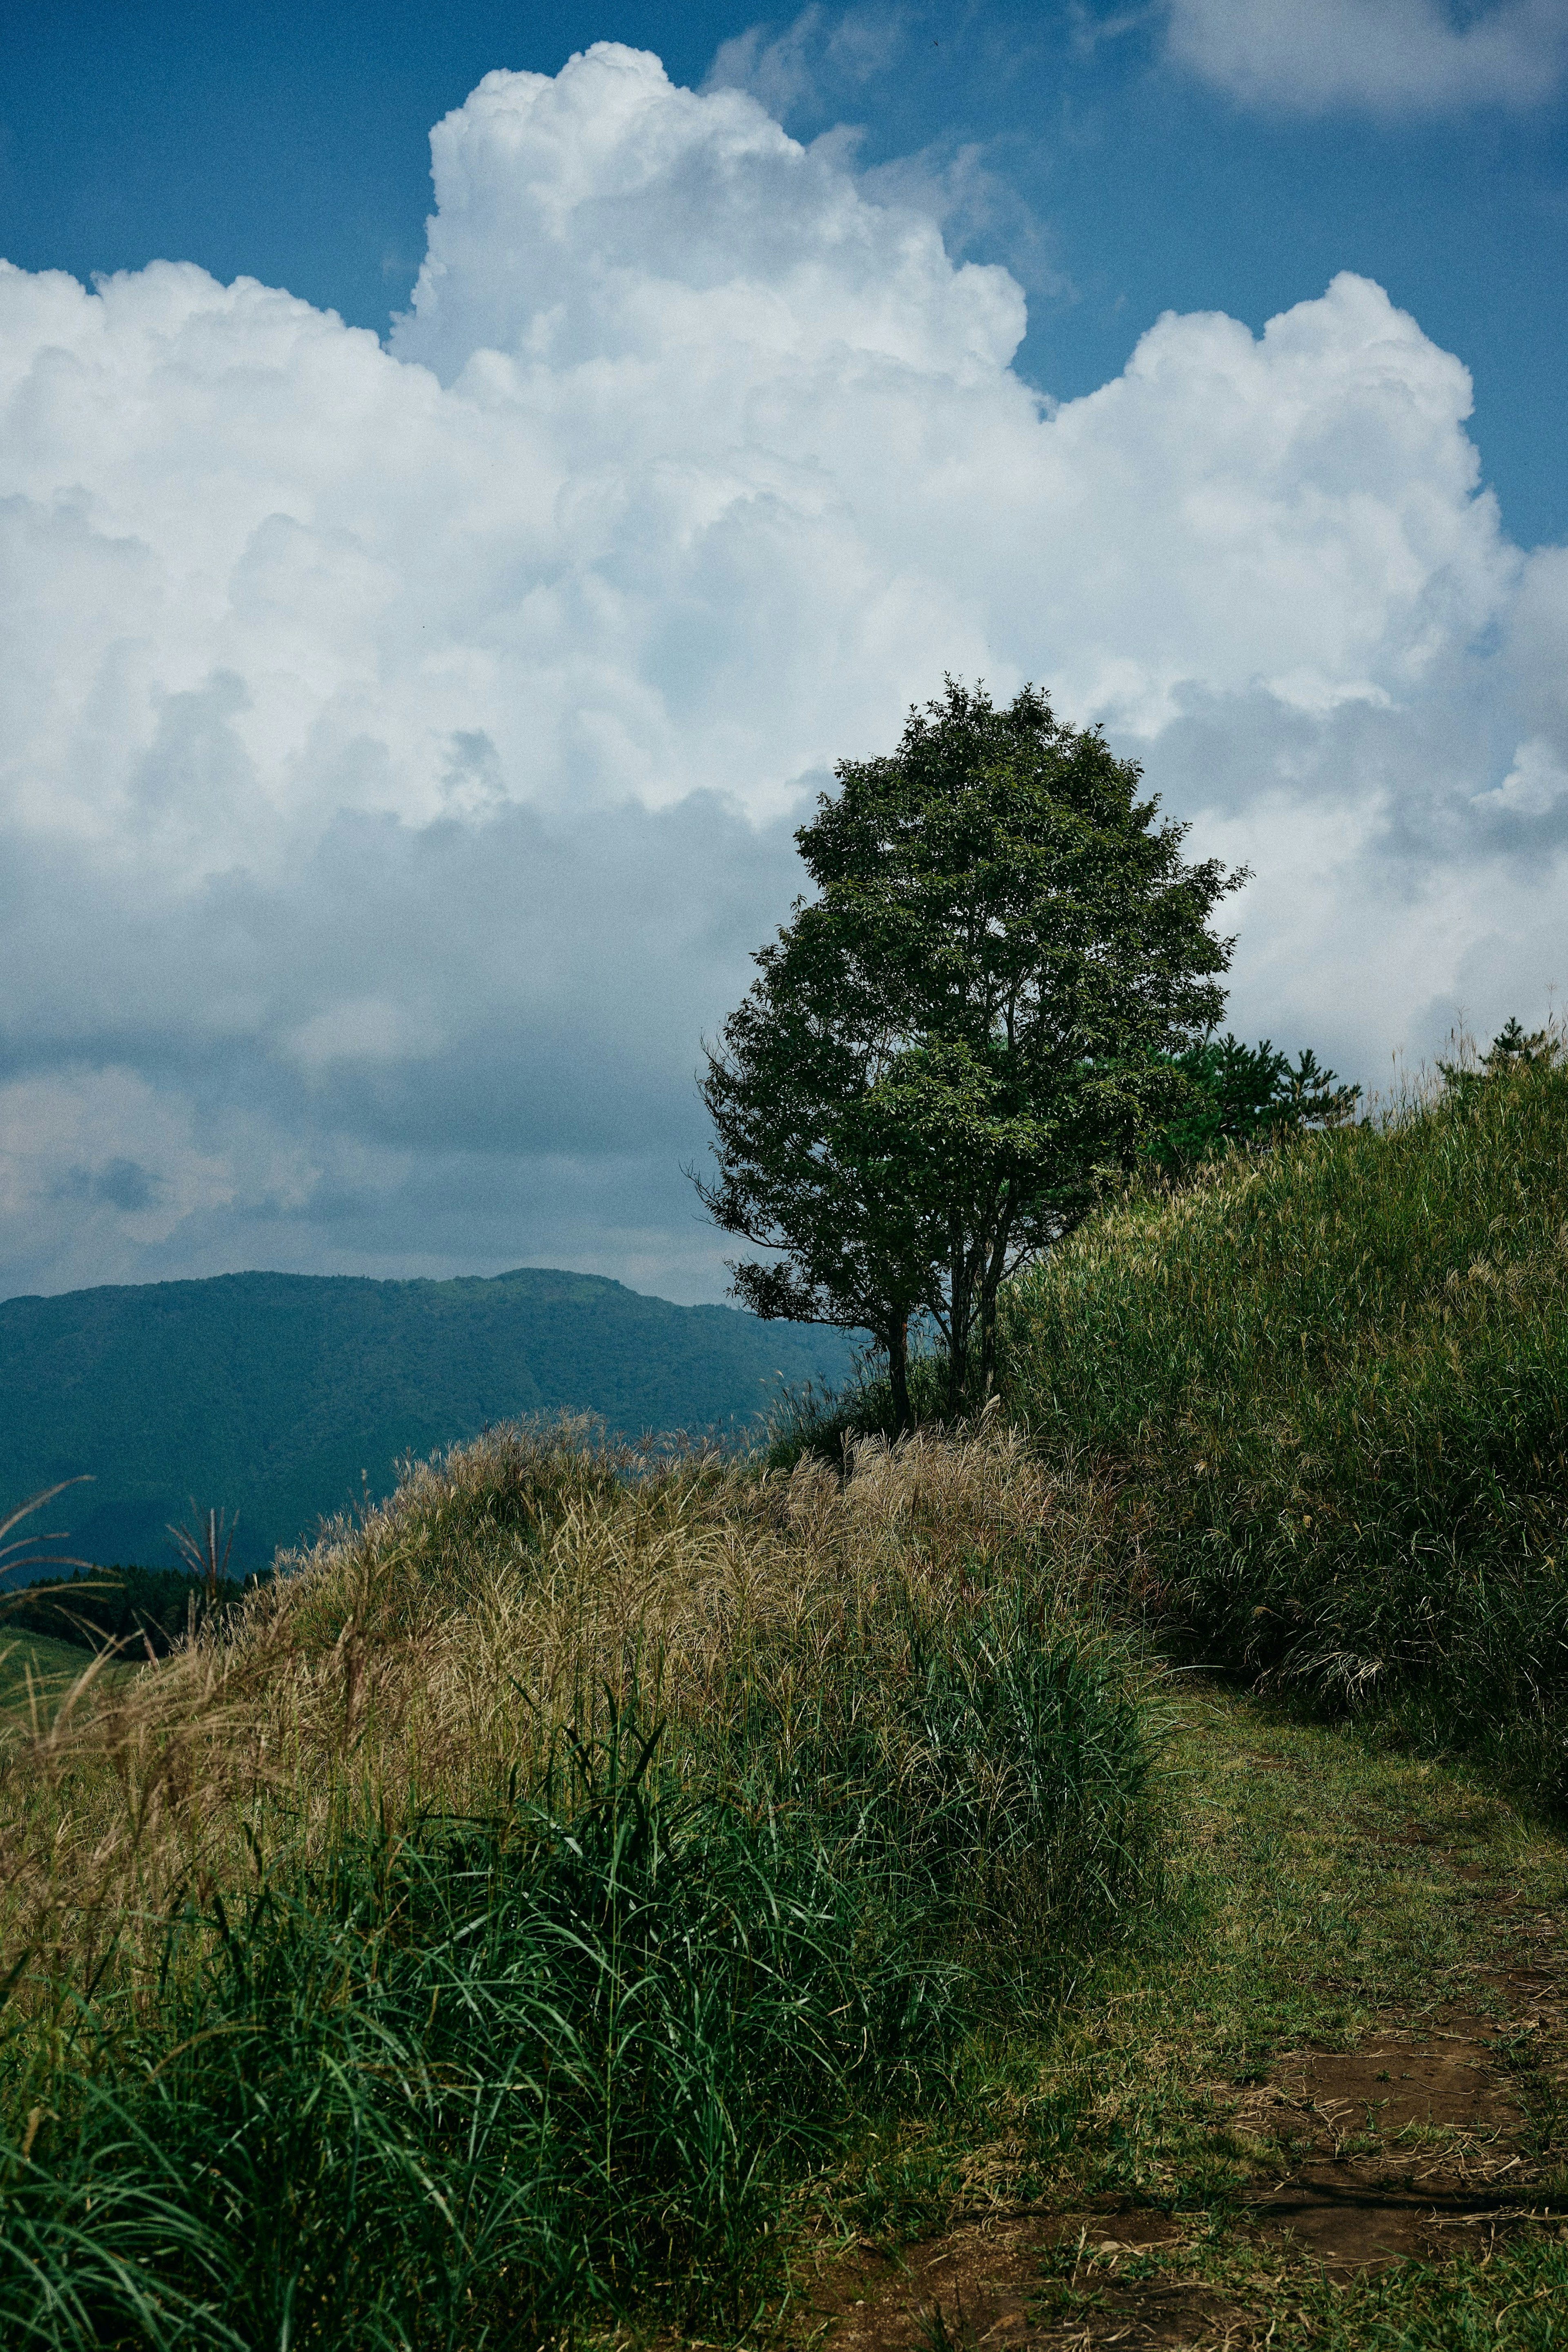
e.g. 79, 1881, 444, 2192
695, 680, 1244, 1426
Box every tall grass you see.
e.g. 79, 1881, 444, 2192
1000, 1049, 1568, 1802
0, 1418, 1154, 2345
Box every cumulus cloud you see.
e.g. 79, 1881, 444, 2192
0, 40, 1563, 1300
1167, 0, 1568, 114
703, 8, 1068, 297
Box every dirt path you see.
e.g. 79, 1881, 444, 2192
779, 1689, 1568, 2350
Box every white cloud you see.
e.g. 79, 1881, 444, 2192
1472, 736, 1568, 818
0, 40, 1562, 1300
704, 4, 909, 120
703, 9, 1067, 297
1167, 0, 1568, 114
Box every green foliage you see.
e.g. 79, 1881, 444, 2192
764, 1350, 957, 1467
0, 1633, 124, 1716
1000, 1032, 1568, 1806
1439, 1013, 1559, 1091
1146, 1033, 1359, 1174
697, 679, 1239, 1428
0, 1268, 857, 1573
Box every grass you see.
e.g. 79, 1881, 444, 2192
1010, 1690, 1555, 2211
791, 1679, 1568, 2348
0, 1417, 1155, 2346
998, 1047, 1568, 1808
731, 1045, 1568, 2342
938, 1696, 1558, 2214
1, 1729, 942, 2345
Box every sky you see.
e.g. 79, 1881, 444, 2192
0, 0, 1565, 1304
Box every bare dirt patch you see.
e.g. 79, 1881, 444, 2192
798, 1996, 1560, 2347
1238, 2006, 1526, 2268
798, 2208, 1212, 2352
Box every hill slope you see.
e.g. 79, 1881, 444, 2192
0, 1267, 857, 1572
1001, 1049, 1568, 1804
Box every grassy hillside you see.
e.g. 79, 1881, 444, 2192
8, 1076, 1568, 2343
0, 1629, 131, 1719
0, 1266, 857, 1573
1001, 1047, 1568, 1803
0, 1419, 1151, 2343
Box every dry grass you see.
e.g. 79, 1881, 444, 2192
0, 1419, 1159, 2345
0, 1413, 1097, 2019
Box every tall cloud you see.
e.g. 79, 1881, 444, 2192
0, 42, 1561, 1301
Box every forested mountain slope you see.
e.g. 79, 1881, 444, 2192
0, 1267, 855, 1572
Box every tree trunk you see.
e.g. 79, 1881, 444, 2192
947, 1219, 970, 1417
976, 1204, 1015, 1401
978, 1282, 1000, 1399
888, 1314, 913, 1434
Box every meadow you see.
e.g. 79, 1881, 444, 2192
3, 1044, 1568, 2347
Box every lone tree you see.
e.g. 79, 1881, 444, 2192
694, 680, 1243, 1428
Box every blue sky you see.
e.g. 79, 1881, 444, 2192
7, 1, 1565, 542
0, 3, 1565, 1302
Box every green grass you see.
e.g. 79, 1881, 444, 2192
0, 1633, 90, 1711
797, 1680, 1568, 2348
999, 1051, 1568, 1807
0, 1678, 1142, 2347
11, 1055, 1568, 2343
739, 1051, 1568, 2340
849, 1685, 1567, 2228
0, 1729, 947, 2344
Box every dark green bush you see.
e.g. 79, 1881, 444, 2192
763, 1349, 955, 1466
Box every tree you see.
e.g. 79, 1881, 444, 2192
694, 680, 1244, 1427
1436, 1016, 1560, 1097
1146, 1034, 1360, 1175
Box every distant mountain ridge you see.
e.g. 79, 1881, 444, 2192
0, 1268, 858, 1575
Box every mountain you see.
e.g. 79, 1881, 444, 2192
0, 1269, 858, 1575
